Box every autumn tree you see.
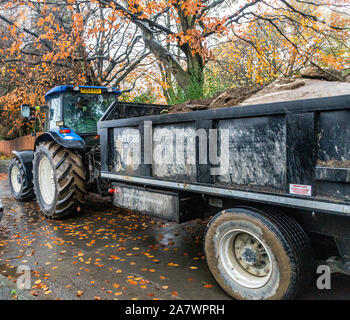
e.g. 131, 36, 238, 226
1, 0, 350, 138
0, 0, 151, 137
206, 2, 350, 92
88, 0, 350, 99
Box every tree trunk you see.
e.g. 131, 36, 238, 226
186, 49, 204, 99
141, 29, 191, 90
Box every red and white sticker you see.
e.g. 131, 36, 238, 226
289, 184, 312, 196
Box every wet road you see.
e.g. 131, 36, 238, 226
0, 178, 350, 300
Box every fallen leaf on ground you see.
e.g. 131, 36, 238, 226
77, 290, 83, 297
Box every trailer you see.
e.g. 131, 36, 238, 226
98, 94, 350, 300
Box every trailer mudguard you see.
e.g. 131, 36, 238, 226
34, 130, 85, 150
12, 150, 34, 185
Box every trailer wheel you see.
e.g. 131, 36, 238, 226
204, 207, 314, 300
8, 158, 34, 201
33, 141, 86, 219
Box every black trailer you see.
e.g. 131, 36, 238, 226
98, 95, 350, 300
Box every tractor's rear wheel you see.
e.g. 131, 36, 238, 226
8, 158, 34, 201
33, 141, 86, 219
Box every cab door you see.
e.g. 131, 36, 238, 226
48, 95, 62, 131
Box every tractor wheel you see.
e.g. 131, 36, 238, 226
8, 158, 34, 201
33, 141, 86, 219
204, 207, 314, 300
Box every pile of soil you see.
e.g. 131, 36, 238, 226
169, 67, 350, 114
317, 160, 350, 168
300, 66, 345, 82
240, 78, 350, 106
168, 86, 262, 114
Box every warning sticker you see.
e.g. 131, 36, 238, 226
289, 184, 312, 196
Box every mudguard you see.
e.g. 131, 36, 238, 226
34, 130, 85, 150
12, 150, 34, 185
11, 130, 84, 193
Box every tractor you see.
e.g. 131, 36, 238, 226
8, 85, 120, 219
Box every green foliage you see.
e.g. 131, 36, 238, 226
0, 154, 11, 160
186, 78, 204, 100
167, 85, 186, 105
203, 69, 231, 99
166, 69, 234, 105
132, 90, 157, 104
167, 78, 204, 105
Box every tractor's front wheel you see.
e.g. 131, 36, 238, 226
8, 158, 34, 201
33, 141, 86, 219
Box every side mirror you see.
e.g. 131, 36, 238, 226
20, 104, 32, 118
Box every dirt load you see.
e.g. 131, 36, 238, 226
240, 78, 350, 106
169, 86, 262, 114
317, 160, 350, 168
169, 71, 350, 114
300, 66, 345, 82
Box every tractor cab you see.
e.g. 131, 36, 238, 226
42, 85, 120, 145
21, 85, 120, 147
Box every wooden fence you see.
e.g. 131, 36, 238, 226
0, 133, 42, 157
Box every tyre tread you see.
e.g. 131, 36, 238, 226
8, 158, 34, 201
204, 206, 314, 300
33, 141, 86, 219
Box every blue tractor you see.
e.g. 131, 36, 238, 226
8, 85, 121, 219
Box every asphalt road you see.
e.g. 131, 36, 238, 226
0, 178, 350, 300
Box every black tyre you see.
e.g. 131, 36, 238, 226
33, 141, 86, 219
8, 158, 34, 201
204, 207, 314, 300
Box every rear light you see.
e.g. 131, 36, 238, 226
108, 187, 119, 194
59, 129, 71, 134
108, 188, 115, 194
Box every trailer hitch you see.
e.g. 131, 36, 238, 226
326, 256, 350, 276
325, 237, 350, 275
